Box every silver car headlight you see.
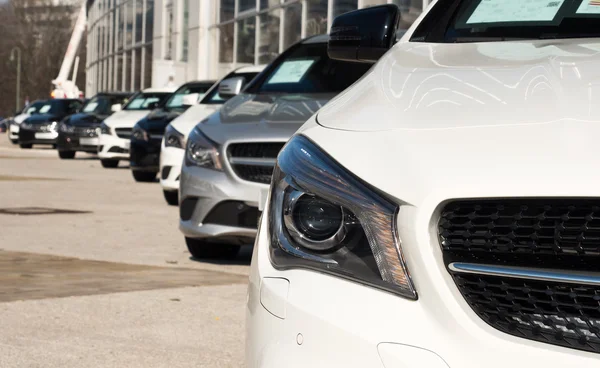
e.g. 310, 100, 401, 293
268, 135, 417, 299
185, 127, 222, 171
164, 124, 185, 148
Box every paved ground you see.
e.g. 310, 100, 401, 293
0, 137, 252, 367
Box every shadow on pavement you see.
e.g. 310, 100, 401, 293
189, 245, 253, 266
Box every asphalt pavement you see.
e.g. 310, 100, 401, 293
0, 137, 251, 367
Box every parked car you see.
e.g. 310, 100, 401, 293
57, 92, 132, 159
179, 35, 372, 259
129, 80, 216, 182
7, 100, 46, 144
247, 3, 600, 368
0, 118, 7, 133
18, 99, 83, 149
97, 87, 175, 168
160, 66, 265, 205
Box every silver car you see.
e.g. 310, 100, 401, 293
179, 35, 371, 259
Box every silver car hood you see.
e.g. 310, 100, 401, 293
199, 92, 335, 144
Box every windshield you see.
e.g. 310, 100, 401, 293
200, 72, 260, 104
124, 92, 170, 111
38, 100, 82, 115
249, 42, 371, 94
23, 101, 46, 115
421, 0, 600, 42
82, 95, 129, 114
165, 83, 215, 109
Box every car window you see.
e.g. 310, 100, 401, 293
250, 42, 371, 94
83, 95, 129, 114
416, 0, 600, 42
124, 92, 170, 110
24, 101, 46, 115
165, 84, 215, 109
200, 72, 260, 104
38, 100, 80, 115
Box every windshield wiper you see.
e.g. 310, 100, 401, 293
451, 36, 531, 43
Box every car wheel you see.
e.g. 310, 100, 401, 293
132, 170, 157, 182
100, 159, 119, 168
163, 190, 179, 206
185, 237, 241, 259
19, 144, 32, 149
9, 138, 18, 144
58, 150, 76, 159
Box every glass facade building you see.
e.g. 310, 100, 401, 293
85, 0, 427, 96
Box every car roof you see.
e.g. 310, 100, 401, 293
301, 34, 329, 44
96, 91, 133, 97
234, 65, 267, 73
142, 87, 178, 93
182, 80, 218, 86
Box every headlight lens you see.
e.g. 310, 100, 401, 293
132, 124, 148, 141
185, 127, 222, 171
99, 122, 111, 135
21, 122, 32, 129
59, 123, 75, 133
164, 124, 185, 148
269, 135, 417, 299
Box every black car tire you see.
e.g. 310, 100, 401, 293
19, 144, 32, 149
9, 138, 18, 144
58, 150, 76, 159
132, 170, 156, 182
163, 190, 179, 206
101, 159, 119, 168
185, 237, 241, 259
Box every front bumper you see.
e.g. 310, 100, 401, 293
8, 124, 19, 141
18, 129, 58, 145
130, 137, 161, 172
179, 162, 266, 242
98, 133, 129, 160
159, 142, 184, 192
57, 133, 99, 153
246, 205, 600, 368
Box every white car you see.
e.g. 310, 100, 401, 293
97, 87, 176, 168
7, 100, 46, 144
247, 3, 600, 368
159, 65, 265, 205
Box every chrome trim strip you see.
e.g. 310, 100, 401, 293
449, 262, 600, 286
229, 157, 276, 167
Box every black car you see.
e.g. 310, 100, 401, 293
129, 80, 216, 182
57, 92, 131, 159
18, 99, 83, 149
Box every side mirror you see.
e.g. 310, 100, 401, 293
218, 77, 245, 98
111, 103, 122, 112
147, 101, 159, 110
181, 93, 200, 106
328, 4, 400, 63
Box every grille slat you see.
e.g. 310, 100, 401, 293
440, 198, 600, 354
227, 142, 285, 184
115, 128, 132, 139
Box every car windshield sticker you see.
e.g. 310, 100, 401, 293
39, 105, 51, 114
266, 59, 317, 85
466, 0, 565, 24
577, 0, 600, 13
83, 102, 98, 112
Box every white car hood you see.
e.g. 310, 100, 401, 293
13, 113, 29, 124
170, 103, 220, 138
317, 39, 600, 132
102, 110, 150, 129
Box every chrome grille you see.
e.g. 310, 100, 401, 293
115, 127, 132, 139
227, 142, 285, 184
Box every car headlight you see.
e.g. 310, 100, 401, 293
59, 123, 75, 133
21, 122, 32, 129
99, 122, 111, 135
164, 124, 185, 148
268, 135, 417, 299
48, 121, 58, 131
131, 124, 148, 141
185, 127, 222, 171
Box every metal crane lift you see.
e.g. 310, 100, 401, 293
51, 3, 86, 99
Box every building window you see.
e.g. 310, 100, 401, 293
333, 0, 358, 18
259, 0, 278, 9
283, 3, 302, 49
165, 1, 173, 60
236, 17, 255, 64
306, 0, 328, 37
181, 0, 189, 62
116, 53, 123, 90
220, 0, 234, 22
218, 23, 234, 63
258, 10, 279, 64
134, 48, 142, 90
117, 4, 124, 51
135, 0, 143, 44
126, 0, 134, 47
144, 45, 153, 89
239, 0, 256, 13
145, 0, 154, 43
125, 51, 132, 90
